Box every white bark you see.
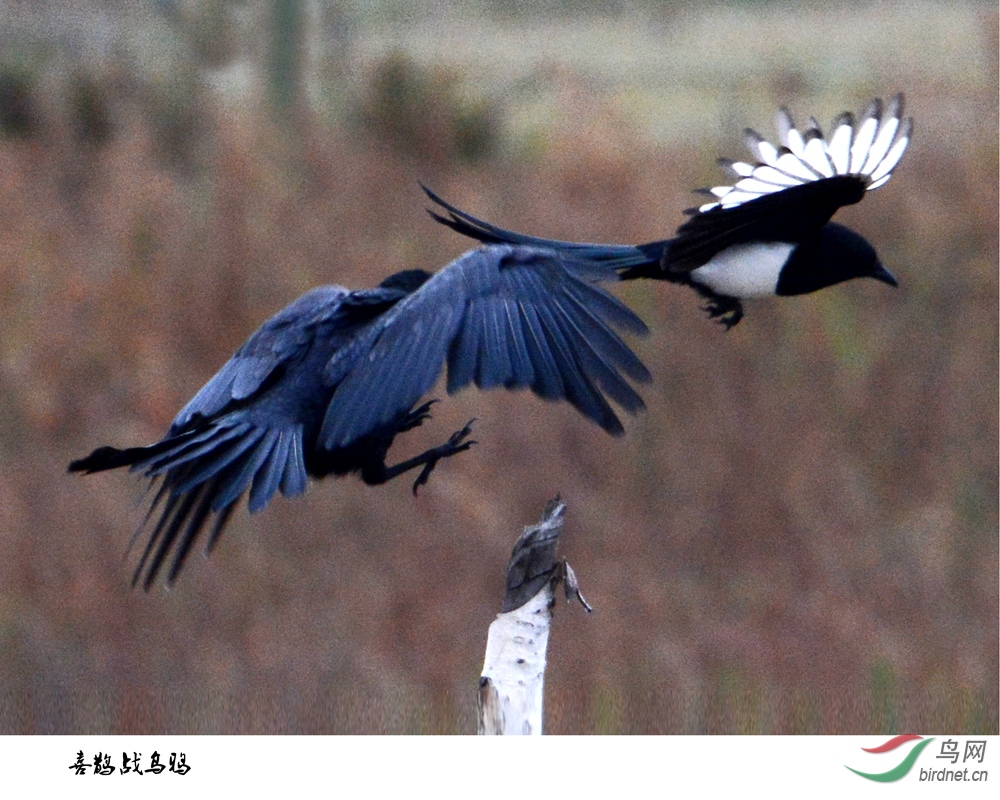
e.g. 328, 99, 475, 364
477, 498, 590, 735
478, 583, 554, 735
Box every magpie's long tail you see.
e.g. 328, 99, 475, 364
69, 420, 308, 589
422, 184, 670, 280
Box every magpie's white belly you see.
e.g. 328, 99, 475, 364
690, 242, 795, 298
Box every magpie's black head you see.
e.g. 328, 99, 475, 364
776, 222, 898, 296
379, 268, 433, 293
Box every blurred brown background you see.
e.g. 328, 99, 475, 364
0, 0, 996, 734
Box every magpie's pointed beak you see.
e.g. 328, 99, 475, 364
870, 262, 898, 288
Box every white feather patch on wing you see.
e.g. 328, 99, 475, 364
695, 94, 912, 213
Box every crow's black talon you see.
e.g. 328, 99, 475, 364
402, 399, 440, 431
448, 419, 476, 444
412, 462, 436, 495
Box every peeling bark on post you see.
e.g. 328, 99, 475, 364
477, 497, 591, 735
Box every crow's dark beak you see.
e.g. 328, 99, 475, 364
870, 263, 898, 288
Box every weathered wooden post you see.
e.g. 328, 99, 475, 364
477, 497, 591, 735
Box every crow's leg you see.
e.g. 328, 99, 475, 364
361, 420, 476, 494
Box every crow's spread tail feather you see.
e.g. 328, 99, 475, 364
71, 420, 308, 588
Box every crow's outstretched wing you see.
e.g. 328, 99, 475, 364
69, 283, 409, 588
71, 251, 649, 587
320, 244, 651, 447
171, 286, 352, 430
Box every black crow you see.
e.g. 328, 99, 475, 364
70, 246, 650, 587
426, 94, 912, 328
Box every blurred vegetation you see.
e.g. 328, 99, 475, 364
359, 52, 499, 163
0, 0, 996, 734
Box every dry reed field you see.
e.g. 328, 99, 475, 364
0, 1, 996, 733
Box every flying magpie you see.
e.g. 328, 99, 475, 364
70, 247, 650, 588
425, 94, 912, 328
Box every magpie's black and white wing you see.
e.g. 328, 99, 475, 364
667, 95, 912, 271
696, 94, 912, 213
319, 244, 650, 448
